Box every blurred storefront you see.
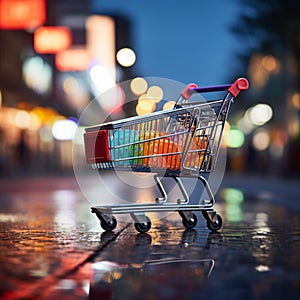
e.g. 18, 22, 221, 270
0, 0, 136, 177
225, 51, 300, 177
0, 105, 77, 176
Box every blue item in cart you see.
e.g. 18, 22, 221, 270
110, 130, 141, 166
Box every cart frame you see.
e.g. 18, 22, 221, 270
84, 78, 249, 233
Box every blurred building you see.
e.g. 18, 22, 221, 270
0, 0, 137, 177
224, 53, 300, 178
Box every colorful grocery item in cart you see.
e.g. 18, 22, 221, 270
110, 129, 140, 165
140, 131, 180, 170
84, 130, 110, 164
163, 128, 207, 169
182, 134, 207, 168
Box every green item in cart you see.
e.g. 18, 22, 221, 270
110, 130, 142, 166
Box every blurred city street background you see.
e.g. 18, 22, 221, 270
1, 0, 300, 179
0, 0, 300, 299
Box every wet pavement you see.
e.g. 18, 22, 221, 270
0, 173, 299, 300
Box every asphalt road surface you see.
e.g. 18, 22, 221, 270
0, 173, 299, 300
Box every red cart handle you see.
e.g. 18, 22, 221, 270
180, 78, 249, 100
227, 78, 249, 97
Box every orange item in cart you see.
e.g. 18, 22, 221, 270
172, 133, 207, 169
139, 131, 207, 170
141, 132, 181, 170
184, 135, 207, 168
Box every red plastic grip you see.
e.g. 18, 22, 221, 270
228, 78, 249, 97
180, 83, 199, 100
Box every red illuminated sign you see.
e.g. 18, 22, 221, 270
34, 26, 72, 54
56, 47, 90, 71
0, 0, 45, 29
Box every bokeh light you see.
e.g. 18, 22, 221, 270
223, 188, 244, 222
22, 56, 52, 94
237, 103, 273, 134
248, 54, 280, 90
225, 127, 245, 148
247, 104, 273, 126
39, 126, 53, 142
29, 111, 42, 130
130, 77, 148, 96
252, 129, 270, 151
135, 104, 148, 116
34, 26, 72, 54
86, 15, 116, 80
90, 65, 115, 89
116, 47, 136, 67
163, 101, 176, 110
62, 76, 79, 96
292, 92, 300, 109
133, 82, 166, 115
261, 55, 279, 73
89, 64, 122, 113
136, 93, 156, 115
15, 110, 30, 129
223, 188, 244, 205
52, 119, 78, 141
56, 47, 89, 72
147, 85, 164, 103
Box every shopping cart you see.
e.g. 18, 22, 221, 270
84, 78, 249, 233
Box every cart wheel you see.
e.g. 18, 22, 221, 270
97, 214, 117, 231
207, 214, 222, 232
101, 216, 117, 231
182, 213, 198, 229
134, 216, 151, 233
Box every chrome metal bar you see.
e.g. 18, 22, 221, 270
198, 175, 215, 207
174, 177, 189, 204
154, 175, 168, 203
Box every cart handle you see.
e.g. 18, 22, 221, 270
180, 77, 249, 100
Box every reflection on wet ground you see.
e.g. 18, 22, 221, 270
0, 176, 299, 299
85, 216, 299, 300
88, 229, 217, 300
90, 258, 215, 300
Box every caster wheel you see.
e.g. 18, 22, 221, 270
134, 216, 151, 233
207, 214, 222, 231
182, 213, 198, 229
97, 213, 117, 231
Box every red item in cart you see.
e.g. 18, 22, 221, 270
84, 130, 110, 164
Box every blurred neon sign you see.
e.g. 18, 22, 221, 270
56, 47, 90, 72
0, 0, 45, 29
34, 26, 72, 54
